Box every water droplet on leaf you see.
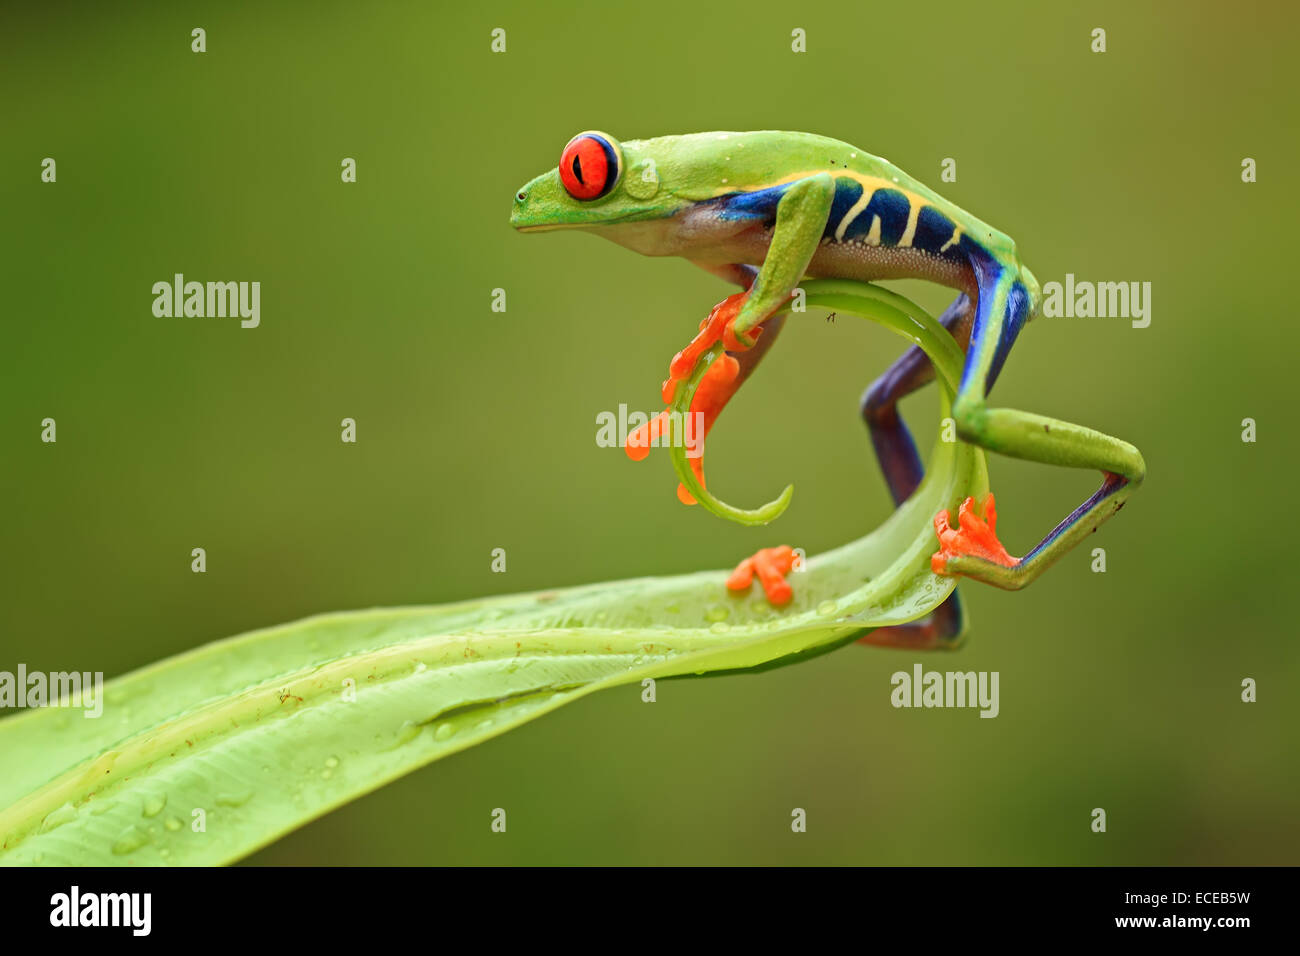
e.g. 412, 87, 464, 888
112, 826, 148, 855
41, 802, 78, 832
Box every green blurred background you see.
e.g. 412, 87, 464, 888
3, 0, 1297, 864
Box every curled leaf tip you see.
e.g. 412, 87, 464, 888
663, 337, 794, 527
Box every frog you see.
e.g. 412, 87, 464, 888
512, 130, 1145, 648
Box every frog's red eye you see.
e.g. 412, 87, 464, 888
559, 133, 620, 200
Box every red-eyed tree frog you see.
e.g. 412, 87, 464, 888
511, 130, 1145, 649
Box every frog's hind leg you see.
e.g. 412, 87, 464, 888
861, 293, 974, 504
856, 293, 974, 650
937, 258, 1146, 589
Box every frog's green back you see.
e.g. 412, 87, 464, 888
511, 129, 1035, 306
630, 130, 1020, 260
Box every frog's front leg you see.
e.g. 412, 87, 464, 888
710, 175, 863, 608
627, 263, 789, 511
726, 172, 837, 347
688, 173, 835, 609
675, 175, 834, 596
655, 171, 833, 393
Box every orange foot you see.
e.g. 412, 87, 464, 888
625, 290, 795, 507
625, 350, 739, 503
727, 545, 796, 606
625, 293, 755, 505
666, 291, 753, 387
931, 493, 1021, 575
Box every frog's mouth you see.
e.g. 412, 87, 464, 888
509, 208, 666, 233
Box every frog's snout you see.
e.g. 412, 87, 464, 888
510, 171, 578, 231
510, 186, 528, 227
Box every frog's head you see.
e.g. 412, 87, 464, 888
511, 131, 685, 232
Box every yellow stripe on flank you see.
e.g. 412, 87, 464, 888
898, 201, 923, 247
834, 187, 875, 242
709, 170, 928, 205
864, 215, 882, 246
940, 225, 963, 253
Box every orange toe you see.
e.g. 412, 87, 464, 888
668, 292, 747, 381
727, 545, 796, 606
625, 410, 669, 462
931, 492, 1020, 574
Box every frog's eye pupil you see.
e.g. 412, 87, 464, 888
559, 133, 619, 201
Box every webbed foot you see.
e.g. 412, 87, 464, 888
666, 292, 754, 386
931, 493, 1020, 576
726, 545, 796, 606
626, 293, 756, 504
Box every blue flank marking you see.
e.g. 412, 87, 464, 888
823, 178, 864, 237
912, 206, 958, 257
711, 183, 790, 222
861, 189, 910, 245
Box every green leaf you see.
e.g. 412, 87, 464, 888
0, 281, 986, 866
